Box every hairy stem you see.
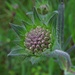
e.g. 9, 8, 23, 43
57, 2, 65, 49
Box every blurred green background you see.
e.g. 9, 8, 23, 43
0, 0, 75, 75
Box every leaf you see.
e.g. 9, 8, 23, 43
69, 66, 75, 74
41, 49, 51, 57
26, 12, 33, 15
13, 39, 24, 47
64, 66, 75, 75
21, 20, 32, 28
29, 50, 51, 64
51, 50, 72, 71
33, 7, 41, 24
8, 48, 30, 56
5, 1, 13, 11
52, 40, 61, 50
64, 71, 74, 75
26, 11, 34, 24
63, 36, 72, 50
30, 56, 41, 65
47, 11, 58, 25
66, 45, 75, 54
10, 23, 26, 38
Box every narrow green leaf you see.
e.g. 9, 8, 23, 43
8, 48, 31, 57
66, 45, 75, 54
8, 48, 26, 56
41, 49, 51, 57
63, 36, 72, 50
26, 12, 33, 15
49, 58, 55, 75
22, 20, 31, 27
5, 2, 13, 11
47, 11, 58, 25
10, 23, 26, 38
30, 57, 41, 64
52, 40, 61, 50
33, 7, 41, 24
26, 12, 34, 24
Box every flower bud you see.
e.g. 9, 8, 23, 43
24, 26, 51, 53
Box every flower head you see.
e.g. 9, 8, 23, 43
8, 4, 54, 64
25, 26, 51, 53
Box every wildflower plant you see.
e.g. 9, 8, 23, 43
8, 0, 75, 75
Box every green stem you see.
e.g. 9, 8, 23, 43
49, 58, 55, 75
57, 2, 65, 49
21, 62, 26, 75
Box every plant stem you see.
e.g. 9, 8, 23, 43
49, 58, 54, 75
57, 2, 65, 49
21, 62, 26, 75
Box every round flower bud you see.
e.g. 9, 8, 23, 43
37, 5, 49, 15
24, 26, 51, 53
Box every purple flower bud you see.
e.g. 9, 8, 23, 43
34, 42, 37, 45
38, 41, 41, 44
42, 32, 44, 35
30, 41, 33, 44
38, 37, 42, 41
44, 37, 49, 40
41, 44, 45, 48
32, 45, 35, 49
41, 40, 45, 43
25, 26, 51, 53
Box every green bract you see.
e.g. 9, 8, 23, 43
35, 0, 52, 15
